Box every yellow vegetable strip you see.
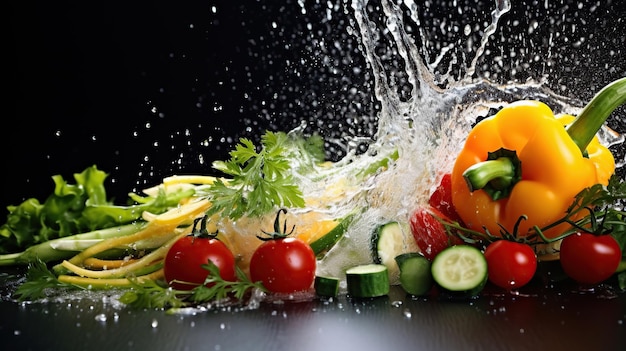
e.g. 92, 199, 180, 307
65, 222, 177, 266
150, 198, 211, 225
162, 175, 219, 186
83, 257, 138, 270
58, 269, 165, 289
60, 230, 189, 279
141, 175, 224, 197
66, 199, 209, 266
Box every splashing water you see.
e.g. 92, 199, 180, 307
286, 0, 626, 280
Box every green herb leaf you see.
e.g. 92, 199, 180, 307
119, 261, 266, 310
190, 263, 266, 303
0, 165, 195, 255
119, 279, 187, 310
13, 259, 76, 301
205, 131, 314, 220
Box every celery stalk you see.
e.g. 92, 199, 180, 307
0, 223, 145, 266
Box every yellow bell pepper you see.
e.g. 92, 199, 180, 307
451, 77, 626, 239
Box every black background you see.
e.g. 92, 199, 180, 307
6, 1, 376, 208
6, 1, 305, 205
5, 0, 626, 210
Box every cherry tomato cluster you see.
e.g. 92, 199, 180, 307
410, 173, 623, 291
164, 210, 316, 295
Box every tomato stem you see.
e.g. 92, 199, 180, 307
257, 208, 295, 241
190, 216, 218, 239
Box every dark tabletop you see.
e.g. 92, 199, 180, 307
1, 269, 625, 351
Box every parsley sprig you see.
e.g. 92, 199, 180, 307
13, 259, 78, 301
119, 262, 266, 310
204, 131, 310, 220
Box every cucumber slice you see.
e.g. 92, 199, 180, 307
345, 264, 389, 298
314, 275, 340, 297
395, 252, 433, 296
309, 213, 356, 255
371, 221, 419, 284
431, 245, 487, 297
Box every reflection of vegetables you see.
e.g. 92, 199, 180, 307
452, 78, 626, 239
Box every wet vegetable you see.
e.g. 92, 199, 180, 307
163, 216, 237, 290
0, 165, 193, 255
484, 240, 537, 290
559, 232, 621, 285
451, 78, 626, 239
345, 264, 390, 298
431, 245, 488, 297
249, 209, 316, 294
428, 173, 462, 223
410, 207, 461, 261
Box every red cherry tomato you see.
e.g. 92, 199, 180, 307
428, 173, 462, 223
410, 207, 461, 261
164, 235, 237, 290
484, 240, 537, 290
250, 237, 316, 294
559, 232, 621, 285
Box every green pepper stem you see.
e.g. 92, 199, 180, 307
462, 148, 522, 201
566, 77, 626, 153
464, 157, 514, 190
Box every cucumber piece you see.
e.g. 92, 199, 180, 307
345, 264, 389, 298
395, 252, 433, 296
314, 275, 340, 297
310, 213, 356, 255
371, 221, 419, 283
431, 245, 487, 297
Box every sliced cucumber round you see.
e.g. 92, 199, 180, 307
371, 221, 419, 284
431, 245, 487, 297
345, 264, 389, 298
314, 275, 340, 297
395, 252, 433, 296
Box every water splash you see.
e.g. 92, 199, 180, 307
309, 0, 624, 280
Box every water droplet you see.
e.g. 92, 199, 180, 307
94, 313, 107, 323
